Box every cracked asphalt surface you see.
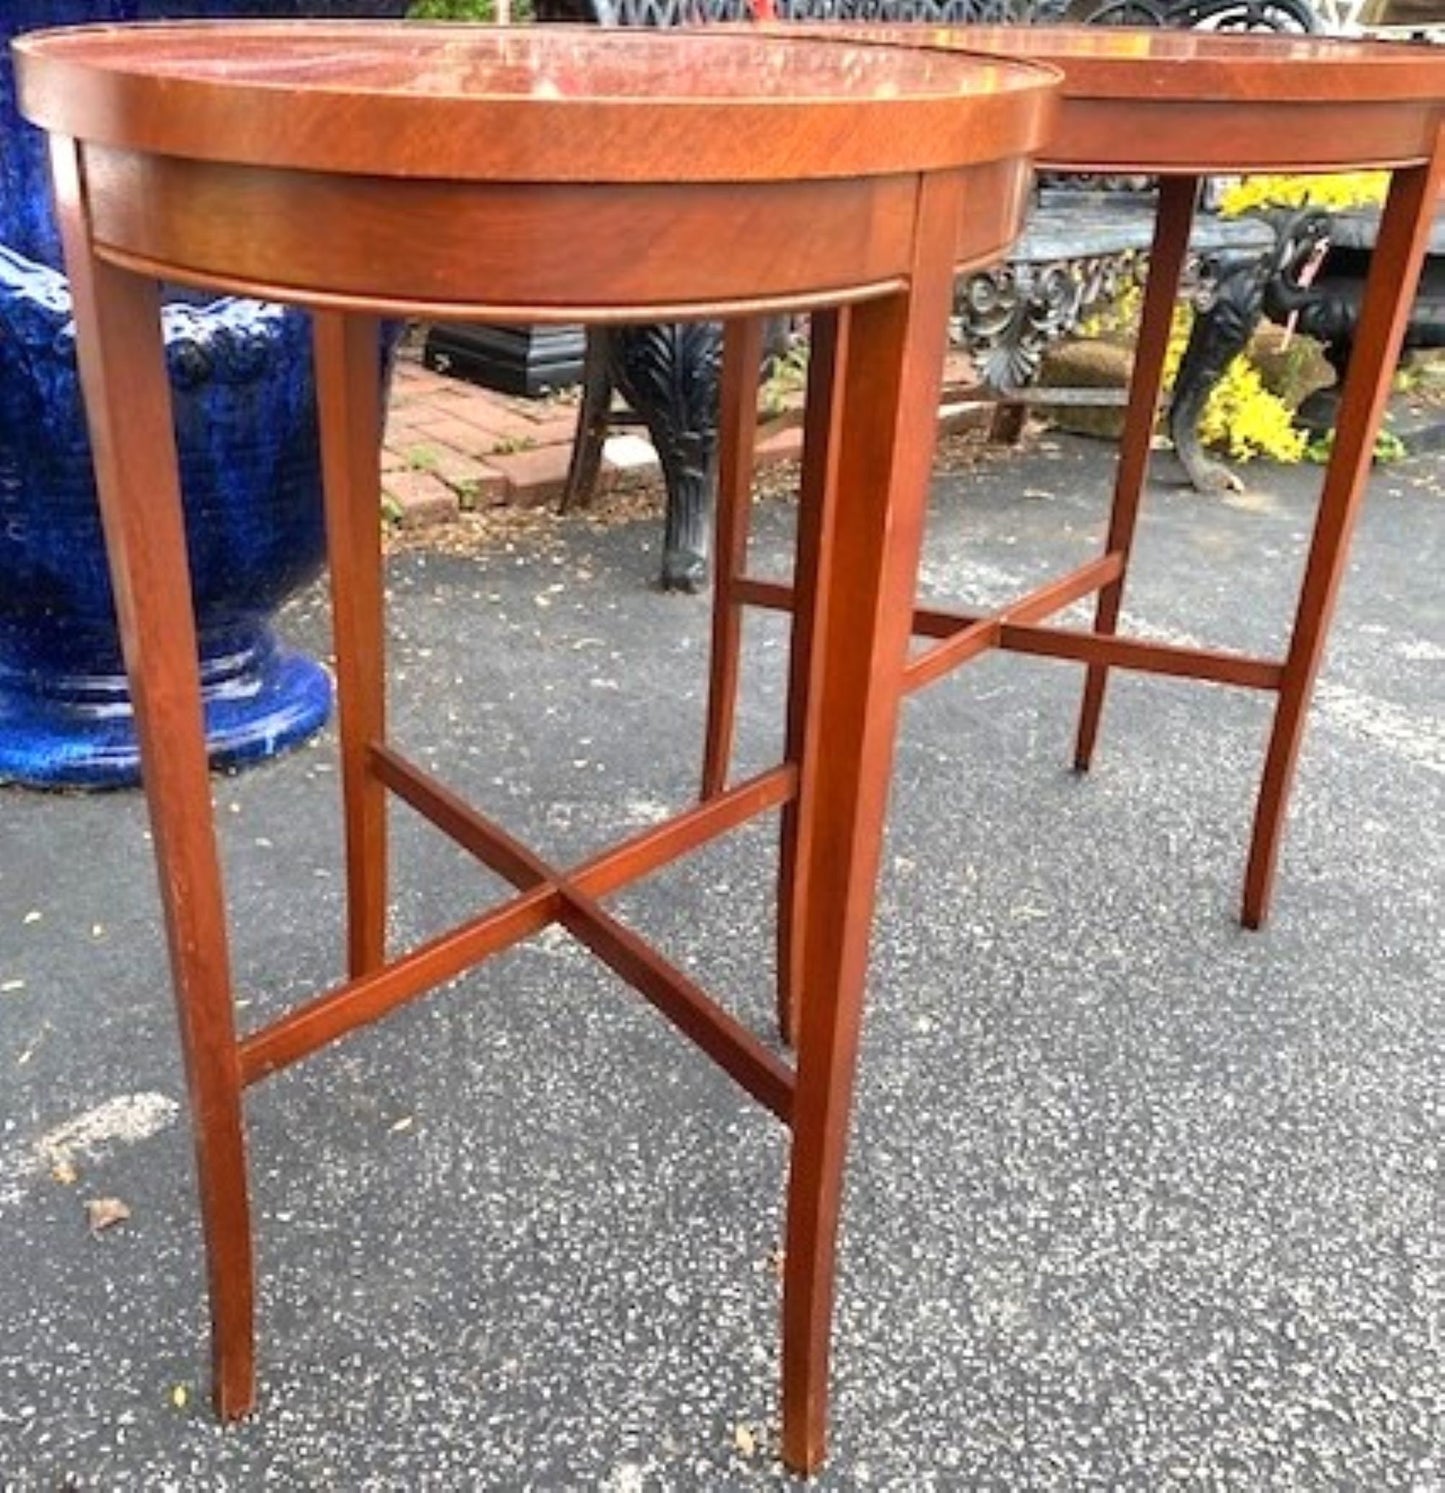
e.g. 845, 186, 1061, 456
1, 431, 1441, 1489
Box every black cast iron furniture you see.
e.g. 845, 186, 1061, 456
1168, 202, 1445, 489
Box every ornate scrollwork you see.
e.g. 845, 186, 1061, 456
539, 0, 1073, 23
588, 0, 752, 23
957, 249, 1143, 394
776, 0, 1067, 17
554, 0, 1311, 22
1074, 0, 1317, 27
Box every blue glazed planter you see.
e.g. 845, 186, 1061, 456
0, 0, 407, 788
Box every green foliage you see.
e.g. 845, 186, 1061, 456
1304, 425, 1408, 465
408, 0, 508, 20
758, 340, 809, 419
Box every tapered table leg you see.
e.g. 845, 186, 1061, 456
775, 310, 846, 1047
51, 137, 255, 1419
315, 312, 389, 977
1243, 133, 1445, 929
781, 173, 962, 1474
1074, 174, 1200, 772
701, 315, 765, 801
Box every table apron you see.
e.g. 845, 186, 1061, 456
1048, 100, 1442, 175
79, 146, 1032, 319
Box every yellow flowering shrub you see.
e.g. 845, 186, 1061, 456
1070, 173, 1407, 466
1080, 283, 1307, 463
1217, 172, 1390, 219
1190, 355, 1308, 462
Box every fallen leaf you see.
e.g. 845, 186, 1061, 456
52, 1160, 78, 1186
171, 1384, 189, 1409
86, 1197, 131, 1233
733, 1423, 757, 1458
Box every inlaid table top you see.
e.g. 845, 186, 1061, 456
13, 24, 1061, 318
807, 24, 1445, 171
14, 21, 1059, 181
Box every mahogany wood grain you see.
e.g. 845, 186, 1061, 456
707, 26, 1445, 930
23, 14, 1445, 1472
240, 884, 563, 1083
561, 901, 797, 1121
18, 25, 1059, 182
315, 312, 389, 978
371, 745, 797, 1118
1073, 173, 1199, 772
79, 146, 1047, 326
47, 135, 256, 1420
83, 155, 918, 317
723, 557, 1275, 689
701, 316, 766, 802
851, 33, 1445, 926
809, 25, 1445, 172
729, 564, 1128, 632
905, 552, 1125, 693
1000, 626, 1285, 691
913, 555, 1124, 635
240, 760, 798, 1085
776, 308, 852, 1049
26, 14, 1067, 1459
570, 766, 798, 900
782, 171, 966, 1473
732, 577, 805, 616
1244, 125, 1445, 928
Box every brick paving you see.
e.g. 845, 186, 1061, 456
381, 346, 985, 529
381, 356, 584, 527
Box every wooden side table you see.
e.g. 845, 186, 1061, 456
701, 29, 1445, 1037
13, 21, 1059, 1473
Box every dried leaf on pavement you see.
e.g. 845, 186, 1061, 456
86, 1197, 131, 1233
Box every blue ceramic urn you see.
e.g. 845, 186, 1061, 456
0, 0, 408, 788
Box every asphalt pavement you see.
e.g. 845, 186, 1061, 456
1, 430, 1441, 1489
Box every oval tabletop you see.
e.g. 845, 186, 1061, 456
14, 22, 1059, 183
796, 24, 1445, 172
